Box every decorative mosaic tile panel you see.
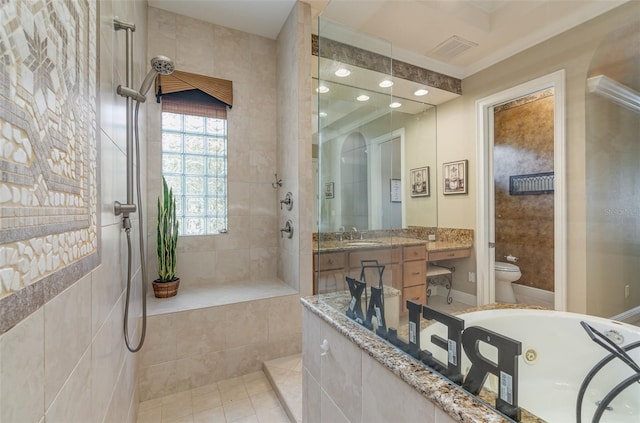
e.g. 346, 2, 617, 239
0, 0, 98, 314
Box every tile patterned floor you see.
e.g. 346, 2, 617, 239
263, 355, 302, 423
136, 371, 290, 423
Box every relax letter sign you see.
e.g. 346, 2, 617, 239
345, 286, 522, 421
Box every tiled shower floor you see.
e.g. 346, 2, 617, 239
136, 371, 290, 423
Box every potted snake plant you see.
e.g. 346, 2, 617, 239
152, 176, 180, 298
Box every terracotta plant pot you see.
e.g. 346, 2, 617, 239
152, 277, 180, 298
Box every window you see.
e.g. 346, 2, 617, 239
161, 95, 228, 235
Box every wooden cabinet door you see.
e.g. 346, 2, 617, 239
402, 284, 427, 313
403, 260, 426, 287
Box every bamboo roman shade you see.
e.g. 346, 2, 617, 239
161, 90, 227, 120
156, 70, 233, 108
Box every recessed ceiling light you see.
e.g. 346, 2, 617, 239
356, 94, 370, 102
389, 102, 402, 108
319, 112, 328, 117
414, 88, 429, 96
379, 79, 394, 88
316, 85, 330, 93
335, 68, 351, 77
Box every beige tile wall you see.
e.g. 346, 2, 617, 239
138, 294, 302, 401
145, 7, 280, 288
0, 0, 148, 422
147, 3, 312, 294
276, 1, 314, 296
138, 5, 311, 406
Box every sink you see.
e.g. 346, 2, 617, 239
345, 241, 382, 247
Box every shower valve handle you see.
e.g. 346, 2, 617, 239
280, 220, 294, 239
280, 192, 293, 211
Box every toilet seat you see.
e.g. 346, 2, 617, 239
495, 261, 520, 272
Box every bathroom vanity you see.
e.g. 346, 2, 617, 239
313, 232, 472, 314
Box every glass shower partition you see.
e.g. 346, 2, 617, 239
315, 16, 402, 331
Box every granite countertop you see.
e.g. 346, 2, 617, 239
425, 240, 473, 252
301, 294, 546, 423
315, 236, 472, 253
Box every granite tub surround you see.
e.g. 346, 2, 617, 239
302, 294, 546, 423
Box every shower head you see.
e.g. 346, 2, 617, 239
137, 55, 175, 102
116, 55, 174, 103
150, 55, 175, 76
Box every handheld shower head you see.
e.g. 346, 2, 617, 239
116, 55, 174, 103
151, 55, 175, 76
137, 55, 175, 101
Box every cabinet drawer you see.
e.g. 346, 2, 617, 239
403, 260, 425, 287
403, 244, 426, 261
403, 284, 427, 312
428, 248, 471, 261
349, 247, 401, 268
314, 252, 346, 271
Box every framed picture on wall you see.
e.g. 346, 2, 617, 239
443, 160, 468, 194
324, 182, 334, 199
410, 167, 429, 197
390, 179, 402, 202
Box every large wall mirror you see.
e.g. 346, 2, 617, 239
314, 73, 438, 232
313, 53, 439, 233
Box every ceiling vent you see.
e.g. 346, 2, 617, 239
429, 35, 478, 60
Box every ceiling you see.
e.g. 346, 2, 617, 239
148, 0, 629, 140
148, 0, 628, 79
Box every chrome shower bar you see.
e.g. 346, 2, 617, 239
113, 18, 135, 32
113, 18, 136, 212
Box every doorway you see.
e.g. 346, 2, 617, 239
369, 129, 405, 229
476, 70, 567, 310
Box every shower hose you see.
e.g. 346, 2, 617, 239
123, 100, 148, 353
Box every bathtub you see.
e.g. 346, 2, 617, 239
420, 309, 640, 422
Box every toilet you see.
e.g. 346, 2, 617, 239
495, 261, 521, 303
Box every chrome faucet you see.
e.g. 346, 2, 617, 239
351, 227, 358, 240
